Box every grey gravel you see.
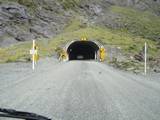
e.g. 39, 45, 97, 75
0, 58, 160, 120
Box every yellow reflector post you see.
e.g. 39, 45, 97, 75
100, 46, 106, 62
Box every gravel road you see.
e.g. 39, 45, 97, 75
0, 58, 160, 120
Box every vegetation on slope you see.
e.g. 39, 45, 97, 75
0, 18, 159, 65
58, 0, 80, 9
0, 0, 36, 8
0, 1, 160, 72
111, 6, 160, 41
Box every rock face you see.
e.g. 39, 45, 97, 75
105, 0, 160, 14
0, 0, 69, 46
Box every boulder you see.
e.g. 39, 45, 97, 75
134, 52, 144, 62
0, 2, 29, 23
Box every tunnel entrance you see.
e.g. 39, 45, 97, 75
67, 41, 99, 60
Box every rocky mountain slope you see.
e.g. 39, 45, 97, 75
0, 0, 70, 46
0, 0, 160, 72
0, 0, 160, 46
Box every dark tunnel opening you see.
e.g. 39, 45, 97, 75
67, 41, 99, 60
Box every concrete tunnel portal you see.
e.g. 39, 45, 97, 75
67, 41, 100, 60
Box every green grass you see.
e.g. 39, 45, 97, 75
0, 42, 31, 63
0, 0, 36, 7
111, 6, 160, 41
64, 17, 85, 32
57, 0, 80, 9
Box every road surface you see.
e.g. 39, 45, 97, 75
0, 58, 160, 120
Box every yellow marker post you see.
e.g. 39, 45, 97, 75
99, 46, 106, 62
59, 50, 68, 61
34, 46, 39, 64
32, 40, 35, 70
81, 37, 87, 41
30, 40, 38, 70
